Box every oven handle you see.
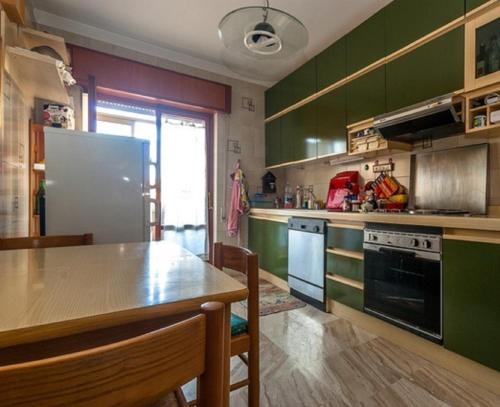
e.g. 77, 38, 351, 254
363, 243, 441, 261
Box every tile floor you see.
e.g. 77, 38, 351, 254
226, 304, 500, 407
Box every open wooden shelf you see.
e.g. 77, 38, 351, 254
5, 46, 70, 105
465, 83, 500, 137
19, 27, 70, 65
326, 274, 364, 290
326, 247, 364, 261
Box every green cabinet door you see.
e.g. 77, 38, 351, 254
265, 119, 281, 167
327, 279, 364, 311
265, 82, 282, 118
466, 0, 489, 12
248, 217, 288, 281
315, 86, 347, 157
346, 8, 386, 75
385, 0, 464, 54
346, 66, 386, 125
281, 103, 317, 162
386, 27, 464, 112
316, 37, 347, 90
443, 240, 500, 371
281, 59, 317, 108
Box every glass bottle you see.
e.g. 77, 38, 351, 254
284, 182, 293, 208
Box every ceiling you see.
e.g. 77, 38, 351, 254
31, 0, 392, 86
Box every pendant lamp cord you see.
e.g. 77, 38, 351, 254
263, 0, 269, 22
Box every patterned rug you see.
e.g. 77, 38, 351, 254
224, 269, 306, 316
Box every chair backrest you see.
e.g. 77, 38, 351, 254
0, 233, 93, 250
213, 242, 259, 333
0, 302, 225, 407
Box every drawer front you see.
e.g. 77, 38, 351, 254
327, 279, 364, 311
327, 227, 364, 252
327, 253, 364, 282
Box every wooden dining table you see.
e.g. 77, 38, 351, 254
0, 240, 248, 406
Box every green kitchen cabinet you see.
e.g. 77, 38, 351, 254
443, 239, 500, 371
315, 86, 347, 157
248, 217, 288, 281
316, 37, 347, 90
327, 253, 364, 282
386, 26, 464, 112
265, 82, 282, 118
466, 0, 489, 12
327, 279, 363, 311
327, 226, 364, 252
385, 0, 464, 54
346, 66, 386, 125
265, 119, 281, 167
346, 8, 386, 75
281, 59, 317, 108
281, 103, 317, 162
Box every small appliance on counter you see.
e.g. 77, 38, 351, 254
326, 171, 360, 211
288, 217, 327, 311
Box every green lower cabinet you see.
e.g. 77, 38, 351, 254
327, 253, 363, 282
315, 86, 347, 157
443, 240, 500, 371
386, 26, 464, 112
248, 217, 288, 281
327, 227, 364, 252
327, 279, 363, 311
346, 66, 386, 125
265, 119, 281, 167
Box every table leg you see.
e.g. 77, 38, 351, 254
223, 303, 231, 407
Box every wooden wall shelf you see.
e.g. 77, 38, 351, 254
5, 46, 70, 105
465, 83, 500, 137
19, 28, 70, 65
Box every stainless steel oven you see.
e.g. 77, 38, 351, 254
363, 223, 442, 343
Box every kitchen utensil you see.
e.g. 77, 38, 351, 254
473, 114, 487, 128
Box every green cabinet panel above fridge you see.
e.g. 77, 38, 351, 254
466, 0, 490, 12
265, 82, 282, 118
315, 86, 347, 157
386, 27, 464, 112
281, 103, 317, 162
346, 8, 386, 75
385, 0, 464, 54
265, 119, 281, 167
346, 66, 386, 125
248, 217, 288, 281
316, 37, 347, 90
443, 239, 500, 372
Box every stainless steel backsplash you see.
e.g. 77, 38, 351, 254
409, 144, 489, 214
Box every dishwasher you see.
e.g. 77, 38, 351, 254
288, 217, 327, 311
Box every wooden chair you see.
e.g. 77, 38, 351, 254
212, 242, 259, 407
0, 233, 93, 250
0, 302, 226, 407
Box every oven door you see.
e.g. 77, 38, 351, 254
364, 243, 441, 341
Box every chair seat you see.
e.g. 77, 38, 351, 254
231, 313, 248, 336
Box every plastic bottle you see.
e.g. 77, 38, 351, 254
284, 182, 293, 208
295, 185, 303, 209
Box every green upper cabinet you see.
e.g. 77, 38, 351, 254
281, 59, 317, 108
346, 8, 386, 75
265, 82, 282, 119
346, 66, 386, 124
443, 239, 500, 371
316, 37, 346, 90
265, 119, 281, 167
385, 0, 464, 54
281, 103, 317, 162
466, 0, 489, 12
386, 26, 464, 112
315, 86, 347, 157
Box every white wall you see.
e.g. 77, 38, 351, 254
37, 25, 275, 246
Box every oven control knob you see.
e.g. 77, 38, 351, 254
410, 238, 419, 247
422, 240, 432, 249
313, 226, 321, 233
369, 234, 378, 241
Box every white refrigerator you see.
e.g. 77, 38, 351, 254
44, 128, 150, 244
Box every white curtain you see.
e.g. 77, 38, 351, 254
161, 116, 207, 229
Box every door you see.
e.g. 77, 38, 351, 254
159, 111, 213, 259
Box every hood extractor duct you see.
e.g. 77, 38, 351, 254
374, 94, 464, 142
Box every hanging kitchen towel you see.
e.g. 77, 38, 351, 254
227, 160, 250, 237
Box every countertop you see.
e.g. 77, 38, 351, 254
249, 208, 500, 233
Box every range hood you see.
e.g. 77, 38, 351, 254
374, 94, 464, 142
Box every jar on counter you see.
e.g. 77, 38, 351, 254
342, 198, 351, 212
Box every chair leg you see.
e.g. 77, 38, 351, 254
248, 348, 260, 407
